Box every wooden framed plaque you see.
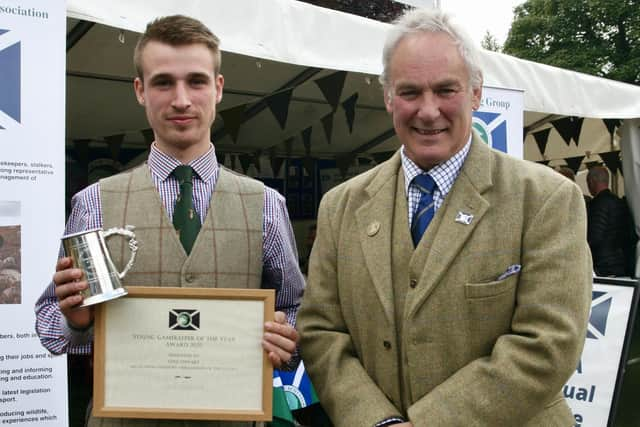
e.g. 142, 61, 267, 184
93, 286, 275, 421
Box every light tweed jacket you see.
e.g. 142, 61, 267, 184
298, 135, 592, 427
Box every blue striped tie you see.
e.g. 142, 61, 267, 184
411, 174, 437, 247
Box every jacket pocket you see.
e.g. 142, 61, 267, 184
465, 274, 518, 299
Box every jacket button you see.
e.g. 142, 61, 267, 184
185, 274, 195, 283
383, 340, 392, 349
409, 279, 417, 288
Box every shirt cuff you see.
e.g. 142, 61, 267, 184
374, 417, 406, 427
63, 318, 94, 347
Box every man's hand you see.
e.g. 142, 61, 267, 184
53, 257, 94, 329
262, 311, 298, 368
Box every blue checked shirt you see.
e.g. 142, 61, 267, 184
401, 137, 472, 228
35, 144, 305, 355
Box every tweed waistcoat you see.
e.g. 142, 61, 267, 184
89, 163, 264, 427
100, 163, 263, 290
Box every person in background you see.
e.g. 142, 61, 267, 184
35, 15, 304, 427
587, 165, 633, 276
298, 8, 592, 427
556, 165, 591, 207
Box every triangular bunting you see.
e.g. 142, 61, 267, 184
552, 117, 583, 146
603, 119, 621, 136
271, 157, 285, 177
266, 89, 294, 130
533, 128, 551, 156
321, 112, 334, 144
564, 156, 584, 174
231, 154, 237, 171
141, 128, 155, 144
238, 154, 252, 174
314, 71, 347, 112
105, 134, 124, 161
336, 153, 356, 177
302, 156, 315, 177
572, 117, 584, 145
341, 93, 359, 133
536, 160, 551, 166
599, 151, 621, 175
219, 104, 246, 143
283, 137, 294, 157
252, 150, 262, 174
301, 127, 312, 156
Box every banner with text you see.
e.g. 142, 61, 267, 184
473, 85, 524, 159
565, 278, 639, 427
0, 1, 67, 426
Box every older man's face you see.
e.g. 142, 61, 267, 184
384, 32, 481, 170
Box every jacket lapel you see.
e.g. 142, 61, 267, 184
355, 151, 402, 324
407, 135, 494, 318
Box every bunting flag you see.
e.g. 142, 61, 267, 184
533, 128, 551, 156
336, 153, 356, 177
314, 71, 347, 112
283, 137, 294, 157
301, 127, 312, 156
238, 154, 252, 174
321, 112, 334, 144
269, 373, 295, 427
564, 155, 585, 174
141, 128, 155, 144
551, 117, 583, 146
219, 104, 246, 143
266, 89, 294, 130
372, 151, 394, 164
252, 149, 262, 174
230, 154, 237, 171
600, 151, 622, 175
603, 119, 621, 136
536, 160, 551, 166
342, 93, 359, 133
271, 157, 285, 177
302, 156, 315, 177
104, 134, 124, 161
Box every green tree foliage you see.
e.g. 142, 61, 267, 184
503, 0, 639, 85
480, 31, 501, 52
298, 0, 409, 23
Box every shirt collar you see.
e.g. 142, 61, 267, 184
401, 135, 472, 197
147, 142, 218, 183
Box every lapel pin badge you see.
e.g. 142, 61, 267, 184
367, 221, 381, 236
455, 211, 474, 225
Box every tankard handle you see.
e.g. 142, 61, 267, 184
103, 225, 138, 279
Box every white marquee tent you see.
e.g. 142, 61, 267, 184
65, 0, 640, 269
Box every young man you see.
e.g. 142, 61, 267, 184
35, 15, 304, 427
298, 8, 592, 427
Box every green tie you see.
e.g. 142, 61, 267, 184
172, 165, 201, 254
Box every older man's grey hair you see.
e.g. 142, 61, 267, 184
379, 8, 483, 91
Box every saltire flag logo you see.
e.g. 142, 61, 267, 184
275, 361, 319, 410
472, 111, 507, 153
169, 309, 200, 330
587, 291, 611, 340
0, 28, 21, 129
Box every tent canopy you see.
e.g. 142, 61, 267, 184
65, 0, 640, 167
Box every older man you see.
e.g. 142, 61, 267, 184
298, 8, 592, 427
35, 15, 304, 427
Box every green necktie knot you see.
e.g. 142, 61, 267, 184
172, 165, 200, 254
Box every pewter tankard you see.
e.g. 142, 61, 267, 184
62, 226, 138, 307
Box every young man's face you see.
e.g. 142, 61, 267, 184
384, 32, 481, 170
134, 41, 224, 160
